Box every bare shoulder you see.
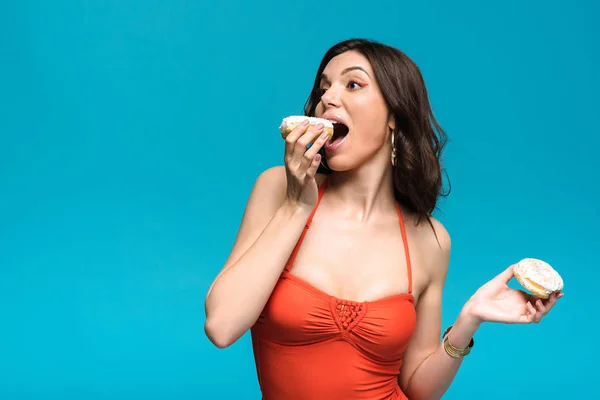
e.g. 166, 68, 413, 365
255, 164, 329, 183
427, 216, 451, 256
247, 166, 287, 216
255, 165, 286, 190
253, 165, 328, 191
409, 214, 451, 281
250, 166, 328, 212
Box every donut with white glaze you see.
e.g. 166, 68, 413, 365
279, 116, 334, 143
513, 258, 563, 299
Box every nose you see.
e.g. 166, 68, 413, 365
321, 85, 342, 108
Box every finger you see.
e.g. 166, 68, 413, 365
526, 301, 540, 323
284, 119, 310, 160
535, 298, 547, 315
496, 264, 516, 283
535, 299, 549, 320
526, 301, 536, 315
546, 292, 558, 308
284, 119, 310, 142
285, 123, 315, 164
528, 296, 546, 320
519, 304, 534, 324
306, 153, 321, 179
294, 123, 324, 158
302, 130, 329, 166
542, 292, 560, 313
290, 125, 325, 173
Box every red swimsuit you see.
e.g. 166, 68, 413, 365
251, 179, 416, 399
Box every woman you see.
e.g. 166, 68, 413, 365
204, 39, 562, 399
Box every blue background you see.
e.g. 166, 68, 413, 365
1, 0, 597, 398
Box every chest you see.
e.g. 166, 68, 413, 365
288, 216, 412, 302
257, 274, 416, 358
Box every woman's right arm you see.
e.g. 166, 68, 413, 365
204, 121, 329, 348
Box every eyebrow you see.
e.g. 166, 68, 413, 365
320, 66, 371, 83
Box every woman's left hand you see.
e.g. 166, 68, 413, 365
464, 264, 563, 325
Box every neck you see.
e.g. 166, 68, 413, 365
325, 157, 396, 223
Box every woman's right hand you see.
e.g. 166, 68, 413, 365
283, 119, 329, 211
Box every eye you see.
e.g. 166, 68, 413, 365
317, 87, 328, 96
347, 80, 363, 90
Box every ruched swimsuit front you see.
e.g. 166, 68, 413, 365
251, 179, 417, 399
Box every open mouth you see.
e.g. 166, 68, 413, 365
329, 122, 349, 146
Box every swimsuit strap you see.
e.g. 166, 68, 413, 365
395, 203, 413, 294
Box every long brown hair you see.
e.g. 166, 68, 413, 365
304, 38, 450, 226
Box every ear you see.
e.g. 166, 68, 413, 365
387, 113, 395, 132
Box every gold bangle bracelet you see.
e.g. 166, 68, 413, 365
442, 325, 474, 358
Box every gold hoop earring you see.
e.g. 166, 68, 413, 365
391, 132, 397, 166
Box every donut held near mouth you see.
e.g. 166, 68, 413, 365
279, 116, 334, 142
513, 258, 564, 299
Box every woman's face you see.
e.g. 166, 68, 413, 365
314, 50, 394, 171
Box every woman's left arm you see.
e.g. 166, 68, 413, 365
397, 224, 465, 400
398, 223, 562, 400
